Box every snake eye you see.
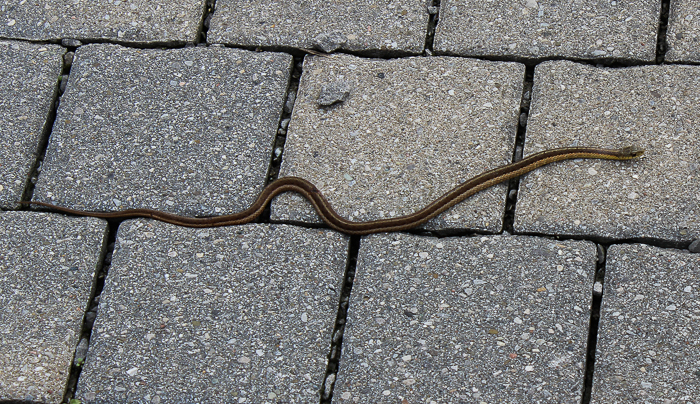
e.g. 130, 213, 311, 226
621, 145, 645, 158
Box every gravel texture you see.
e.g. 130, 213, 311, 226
75, 221, 348, 404
592, 244, 700, 403
0, 0, 205, 44
434, 0, 659, 61
666, 0, 700, 62
272, 54, 524, 233
515, 61, 699, 242
208, 0, 427, 54
0, 41, 63, 209
334, 233, 596, 403
0, 212, 106, 403
34, 44, 292, 217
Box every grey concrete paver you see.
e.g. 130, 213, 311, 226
273, 54, 524, 233
0, 41, 63, 209
208, 0, 428, 54
515, 61, 699, 242
34, 44, 292, 216
75, 221, 348, 403
334, 234, 595, 403
666, 0, 700, 62
0, 212, 106, 403
434, 0, 659, 61
592, 244, 700, 403
0, 0, 204, 44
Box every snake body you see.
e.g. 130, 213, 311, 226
21, 146, 643, 235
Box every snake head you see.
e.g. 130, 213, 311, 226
620, 145, 645, 158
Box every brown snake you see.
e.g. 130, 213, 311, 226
21, 146, 644, 235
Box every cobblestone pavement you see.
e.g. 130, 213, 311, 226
0, 1, 699, 403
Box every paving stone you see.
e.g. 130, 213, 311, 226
666, 0, 700, 62
0, 0, 204, 44
592, 244, 700, 403
334, 233, 595, 403
75, 221, 348, 403
0, 41, 63, 209
208, 0, 427, 54
515, 61, 700, 242
34, 44, 292, 216
0, 212, 106, 403
434, 0, 658, 61
272, 54, 524, 233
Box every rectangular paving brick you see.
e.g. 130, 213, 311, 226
435, 0, 658, 61
666, 0, 700, 62
515, 61, 699, 242
34, 44, 291, 217
593, 244, 700, 402
76, 221, 348, 403
0, 212, 106, 403
208, 0, 427, 54
0, 41, 63, 209
273, 54, 524, 233
0, 0, 204, 44
335, 234, 596, 403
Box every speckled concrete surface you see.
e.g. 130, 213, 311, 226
592, 244, 700, 403
208, 0, 427, 54
75, 221, 348, 404
434, 0, 659, 61
666, 0, 700, 62
34, 44, 291, 217
272, 54, 524, 233
0, 212, 106, 403
0, 0, 205, 44
334, 234, 596, 403
0, 41, 63, 209
515, 61, 699, 242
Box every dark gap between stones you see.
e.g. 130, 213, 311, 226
319, 235, 361, 404
61, 221, 119, 403
656, 0, 671, 63
580, 243, 606, 404
19, 46, 72, 205
199, 0, 217, 44
259, 54, 305, 223
423, 0, 441, 54
502, 64, 535, 234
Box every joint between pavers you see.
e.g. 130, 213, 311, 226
198, 0, 217, 45
423, 0, 441, 55
503, 65, 535, 233
580, 243, 607, 404
320, 235, 361, 404
655, 0, 671, 63
19, 47, 70, 207
60, 222, 116, 403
